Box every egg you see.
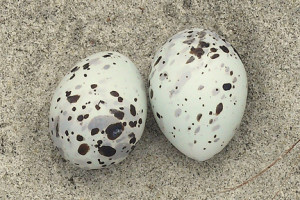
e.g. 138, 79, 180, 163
148, 28, 247, 161
49, 51, 147, 169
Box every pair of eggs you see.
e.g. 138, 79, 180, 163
49, 28, 247, 169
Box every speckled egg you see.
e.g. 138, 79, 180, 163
148, 28, 247, 161
49, 51, 147, 169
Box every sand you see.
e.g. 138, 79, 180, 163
0, 0, 299, 199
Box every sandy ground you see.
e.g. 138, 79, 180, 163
0, 0, 299, 199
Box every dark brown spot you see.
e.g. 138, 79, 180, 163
105, 122, 124, 140
230, 71, 233, 76
210, 48, 217, 52
223, 83, 232, 91
186, 56, 195, 64
220, 45, 229, 53
197, 114, 202, 122
118, 97, 123, 102
67, 95, 80, 103
103, 55, 111, 58
72, 107, 76, 111
209, 119, 213, 124
78, 144, 89, 155
110, 91, 119, 97
216, 103, 223, 115
129, 121, 137, 128
190, 47, 204, 59
77, 135, 84, 141
199, 41, 210, 48
130, 104, 136, 116
68, 116, 72, 121
84, 114, 89, 119
98, 146, 116, 157
95, 105, 100, 110
82, 105, 86, 109
154, 56, 162, 66
91, 128, 99, 135
110, 109, 124, 120
91, 84, 97, 89
57, 98, 61, 102
211, 54, 219, 59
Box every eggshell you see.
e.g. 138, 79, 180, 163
49, 51, 147, 169
148, 28, 247, 161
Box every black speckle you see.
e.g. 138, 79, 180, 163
71, 66, 79, 73
154, 56, 162, 66
98, 146, 116, 157
223, 83, 232, 91
66, 91, 71, 97
91, 128, 99, 135
91, 84, 97, 89
77, 115, 83, 121
220, 45, 229, 53
130, 104, 136, 116
129, 137, 136, 144
70, 74, 75, 80
156, 112, 161, 119
83, 63, 90, 70
105, 122, 124, 140
68, 116, 72, 121
77, 135, 84, 141
103, 55, 111, 58
129, 121, 137, 128
150, 89, 153, 99
138, 118, 142, 124
57, 98, 61, 102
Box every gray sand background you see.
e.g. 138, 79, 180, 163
0, 0, 299, 199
